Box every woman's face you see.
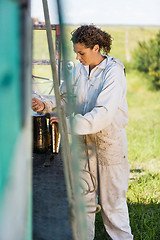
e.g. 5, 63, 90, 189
74, 43, 99, 66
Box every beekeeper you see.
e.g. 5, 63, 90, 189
32, 25, 133, 240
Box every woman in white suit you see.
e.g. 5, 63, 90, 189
32, 25, 133, 240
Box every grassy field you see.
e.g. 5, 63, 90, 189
33, 25, 160, 69
95, 69, 160, 240
32, 26, 160, 239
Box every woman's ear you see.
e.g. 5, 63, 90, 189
93, 44, 100, 52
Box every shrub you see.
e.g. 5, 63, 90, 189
133, 31, 160, 89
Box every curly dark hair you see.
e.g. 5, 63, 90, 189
71, 25, 112, 55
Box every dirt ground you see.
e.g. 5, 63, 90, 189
32, 150, 73, 240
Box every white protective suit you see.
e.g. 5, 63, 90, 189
42, 56, 133, 240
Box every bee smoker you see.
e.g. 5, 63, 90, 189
32, 113, 51, 153
32, 113, 60, 154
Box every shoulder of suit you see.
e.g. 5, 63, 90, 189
106, 56, 125, 70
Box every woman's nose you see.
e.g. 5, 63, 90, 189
76, 53, 81, 60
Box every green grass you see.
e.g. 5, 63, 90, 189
32, 26, 160, 239
126, 70, 160, 239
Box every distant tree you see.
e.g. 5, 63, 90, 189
133, 31, 160, 89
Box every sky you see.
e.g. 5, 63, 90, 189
31, 0, 160, 26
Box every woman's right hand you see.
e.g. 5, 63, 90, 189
32, 98, 45, 112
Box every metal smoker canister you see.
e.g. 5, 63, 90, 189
33, 113, 50, 153
49, 122, 60, 153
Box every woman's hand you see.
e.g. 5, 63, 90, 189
50, 116, 58, 125
32, 98, 45, 112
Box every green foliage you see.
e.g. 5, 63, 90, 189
133, 32, 160, 89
